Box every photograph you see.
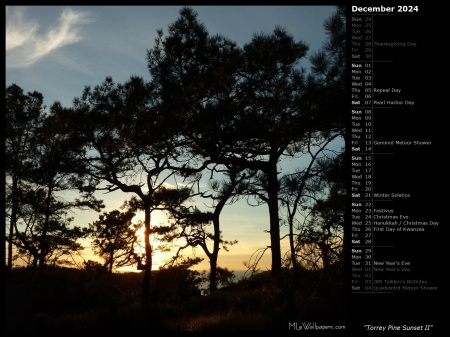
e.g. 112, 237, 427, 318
5, 3, 440, 334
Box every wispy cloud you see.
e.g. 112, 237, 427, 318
162, 182, 176, 189
6, 6, 95, 68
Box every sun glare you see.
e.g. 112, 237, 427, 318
130, 210, 169, 271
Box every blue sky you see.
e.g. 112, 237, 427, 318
6, 5, 341, 272
6, 5, 336, 108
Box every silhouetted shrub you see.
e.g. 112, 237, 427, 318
6, 265, 344, 331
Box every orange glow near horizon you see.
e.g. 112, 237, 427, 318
125, 210, 170, 271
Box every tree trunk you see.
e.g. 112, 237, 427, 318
266, 161, 282, 276
141, 205, 153, 307
209, 213, 219, 291
209, 253, 218, 292
38, 182, 53, 275
7, 175, 18, 271
209, 191, 228, 292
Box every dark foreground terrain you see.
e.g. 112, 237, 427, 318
5, 265, 345, 332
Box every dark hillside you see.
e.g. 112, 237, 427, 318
5, 265, 345, 332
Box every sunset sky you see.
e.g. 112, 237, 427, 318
6, 5, 341, 273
